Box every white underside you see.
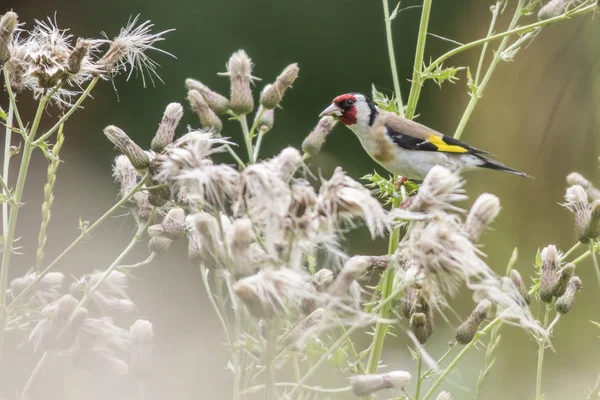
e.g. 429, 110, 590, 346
350, 124, 483, 180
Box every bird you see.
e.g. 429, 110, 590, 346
319, 93, 531, 181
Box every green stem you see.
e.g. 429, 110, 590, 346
242, 382, 352, 395
405, 0, 433, 119
238, 115, 254, 163
589, 241, 600, 290
561, 241, 582, 261
33, 76, 100, 146
0, 91, 49, 359
421, 317, 502, 400
3, 69, 26, 135
415, 349, 423, 400
454, 0, 524, 139
253, 129, 266, 163
2, 100, 13, 237
6, 173, 151, 311
382, 0, 405, 116
474, 1, 503, 85
535, 305, 551, 400
21, 351, 49, 399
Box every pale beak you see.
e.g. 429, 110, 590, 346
319, 103, 342, 117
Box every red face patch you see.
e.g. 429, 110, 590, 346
333, 94, 358, 125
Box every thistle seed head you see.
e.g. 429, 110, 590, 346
129, 319, 153, 381
104, 125, 150, 170
0, 11, 18, 65
563, 185, 600, 243
185, 78, 230, 114
188, 89, 222, 132
259, 63, 299, 109
555, 276, 582, 314
539, 245, 560, 303
567, 172, 600, 200
327, 256, 372, 296
410, 312, 432, 344
538, 0, 573, 20
231, 218, 256, 278
464, 193, 501, 242
455, 300, 491, 344
510, 269, 531, 305
10, 271, 64, 306
408, 166, 466, 213
350, 371, 412, 396
192, 212, 225, 269
159, 207, 186, 240
224, 50, 255, 115
253, 106, 275, 134
70, 270, 136, 314
66, 38, 91, 74
302, 116, 337, 157
151, 103, 183, 152
148, 236, 172, 255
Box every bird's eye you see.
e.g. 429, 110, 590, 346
341, 99, 355, 108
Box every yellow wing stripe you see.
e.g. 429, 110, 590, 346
426, 134, 468, 153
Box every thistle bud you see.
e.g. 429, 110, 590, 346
188, 90, 222, 132
147, 224, 164, 237
185, 78, 230, 115
147, 179, 171, 207
464, 193, 501, 242
151, 103, 183, 152
539, 245, 560, 303
455, 300, 491, 344
231, 218, 256, 278
410, 312, 431, 344
401, 286, 416, 318
555, 276, 582, 314
0, 11, 18, 65
302, 116, 337, 157
259, 63, 299, 109
567, 172, 600, 200
148, 236, 172, 255
436, 392, 453, 400
563, 185, 600, 243
253, 106, 274, 134
193, 212, 223, 269
350, 371, 412, 396
104, 126, 150, 170
327, 256, 371, 296
285, 308, 325, 349
129, 319, 153, 381
510, 269, 531, 305
187, 231, 203, 266
159, 208, 185, 240
67, 38, 91, 75
225, 50, 254, 115
552, 263, 575, 298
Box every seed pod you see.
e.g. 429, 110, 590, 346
455, 300, 491, 344
350, 371, 412, 396
67, 38, 91, 75
253, 106, 274, 134
539, 245, 559, 303
148, 236, 172, 255
510, 269, 531, 305
151, 103, 183, 152
552, 263, 575, 298
160, 208, 185, 240
464, 193, 501, 242
555, 276, 582, 314
185, 78, 230, 115
188, 90, 222, 132
104, 126, 150, 170
225, 50, 254, 115
302, 116, 337, 157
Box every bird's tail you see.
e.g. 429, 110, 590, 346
477, 156, 533, 179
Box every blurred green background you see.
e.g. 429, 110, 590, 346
4, 0, 600, 399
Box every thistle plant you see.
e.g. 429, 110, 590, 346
1, 1, 600, 399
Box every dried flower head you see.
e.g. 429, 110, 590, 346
104, 125, 150, 170
230, 218, 256, 278
70, 270, 136, 313
112, 155, 152, 221
302, 116, 337, 157
29, 295, 88, 353
191, 212, 227, 269
222, 50, 255, 115
464, 193, 501, 242
188, 89, 223, 132
555, 276, 582, 314
10, 271, 64, 306
74, 317, 132, 374
129, 319, 153, 381
436, 392, 453, 400
159, 207, 186, 240
187, 228, 203, 266
455, 299, 491, 344
552, 262, 575, 298
301, 269, 334, 314
148, 235, 172, 255
408, 166, 466, 213
67, 38, 91, 75
410, 312, 433, 344
100, 15, 174, 86
233, 268, 312, 318
539, 245, 560, 303
350, 371, 412, 396
318, 167, 389, 238
259, 63, 299, 109
538, 0, 575, 20
181, 163, 240, 211
185, 78, 230, 114
327, 256, 372, 296
151, 102, 183, 152
0, 11, 18, 65
563, 185, 600, 243
567, 172, 600, 200
510, 269, 531, 305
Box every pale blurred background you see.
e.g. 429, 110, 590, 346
2, 0, 600, 399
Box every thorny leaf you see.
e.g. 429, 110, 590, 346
422, 62, 465, 87
522, 0, 542, 15
466, 67, 479, 97
371, 85, 398, 113
9, 144, 20, 157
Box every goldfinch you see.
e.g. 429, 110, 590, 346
319, 93, 531, 180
